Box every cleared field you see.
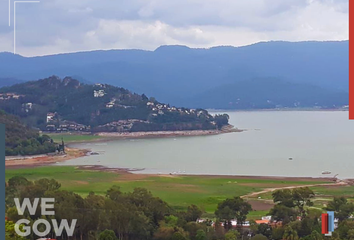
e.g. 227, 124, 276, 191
5, 166, 339, 218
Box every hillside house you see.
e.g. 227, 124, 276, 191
94, 90, 106, 97
255, 219, 270, 225
106, 100, 115, 108
46, 125, 56, 131
46, 113, 55, 123
23, 102, 33, 112
0, 93, 24, 100
95, 83, 105, 87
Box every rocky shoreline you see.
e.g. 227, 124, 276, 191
95, 124, 241, 139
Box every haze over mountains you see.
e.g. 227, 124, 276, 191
0, 78, 24, 88
0, 41, 348, 109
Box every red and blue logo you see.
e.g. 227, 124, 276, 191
322, 211, 334, 236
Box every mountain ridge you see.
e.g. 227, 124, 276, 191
0, 40, 348, 57
0, 40, 348, 108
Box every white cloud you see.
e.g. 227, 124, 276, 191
68, 7, 93, 14
84, 20, 212, 49
0, 0, 348, 56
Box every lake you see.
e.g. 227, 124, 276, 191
56, 111, 354, 178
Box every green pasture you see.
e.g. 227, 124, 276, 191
5, 166, 337, 217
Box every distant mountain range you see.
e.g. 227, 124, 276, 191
0, 41, 348, 109
187, 78, 348, 109
0, 76, 228, 132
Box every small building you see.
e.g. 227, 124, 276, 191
106, 99, 116, 108
59, 124, 68, 131
46, 125, 56, 131
46, 113, 55, 123
255, 219, 270, 225
23, 103, 33, 112
94, 90, 106, 97
218, 220, 250, 228
106, 103, 114, 108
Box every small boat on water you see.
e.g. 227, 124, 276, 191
88, 151, 100, 155
288, 157, 293, 160
322, 171, 331, 175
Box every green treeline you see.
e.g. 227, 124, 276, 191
5, 177, 354, 240
0, 111, 56, 156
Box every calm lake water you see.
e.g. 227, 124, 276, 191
56, 111, 354, 178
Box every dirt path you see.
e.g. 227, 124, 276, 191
241, 181, 348, 199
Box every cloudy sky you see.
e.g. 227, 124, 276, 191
0, 0, 348, 56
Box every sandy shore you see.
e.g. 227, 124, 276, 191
5, 147, 89, 168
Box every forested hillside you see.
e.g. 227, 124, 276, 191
0, 111, 56, 156
0, 76, 228, 132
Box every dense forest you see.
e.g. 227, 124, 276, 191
5, 177, 354, 240
0, 76, 229, 132
0, 111, 57, 156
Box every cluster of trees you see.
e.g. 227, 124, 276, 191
0, 76, 229, 132
5, 177, 206, 240
249, 187, 354, 240
269, 187, 315, 223
5, 176, 254, 240
5, 177, 354, 240
0, 111, 57, 156
213, 114, 230, 130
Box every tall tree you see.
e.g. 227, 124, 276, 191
283, 226, 299, 240
99, 230, 118, 240
215, 197, 252, 229
326, 197, 354, 222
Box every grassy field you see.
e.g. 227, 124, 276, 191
47, 133, 103, 143
249, 184, 354, 213
311, 185, 354, 197
5, 166, 344, 219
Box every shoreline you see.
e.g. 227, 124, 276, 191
6, 164, 354, 183
94, 125, 241, 140
5, 147, 89, 168
6, 126, 239, 168
6, 126, 353, 183
77, 165, 338, 181
49, 125, 242, 145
